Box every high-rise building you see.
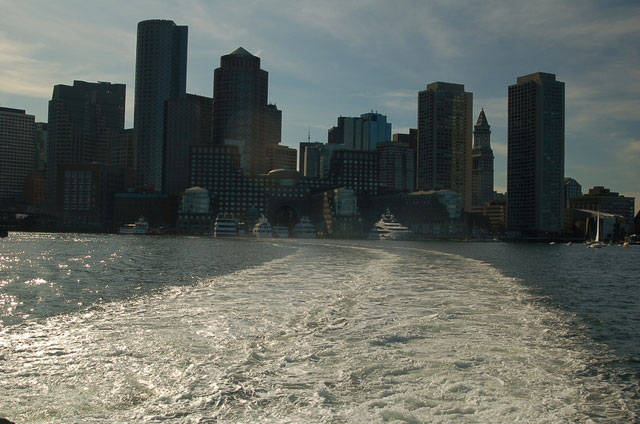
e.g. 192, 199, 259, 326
0, 107, 35, 204
134, 19, 188, 192
329, 150, 378, 195
164, 94, 213, 195
471, 109, 494, 206
328, 113, 391, 151
507, 72, 565, 237
377, 141, 414, 193
417, 82, 473, 211
393, 129, 418, 188
298, 141, 323, 175
47, 81, 125, 202
212, 47, 282, 175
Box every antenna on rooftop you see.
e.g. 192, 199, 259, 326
307, 125, 311, 142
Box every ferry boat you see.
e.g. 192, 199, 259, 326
253, 215, 273, 238
214, 214, 238, 237
293, 216, 316, 238
368, 209, 411, 240
273, 225, 290, 238
119, 217, 149, 234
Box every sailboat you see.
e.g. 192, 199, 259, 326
588, 210, 605, 248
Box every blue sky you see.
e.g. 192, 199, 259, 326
1, 0, 638, 211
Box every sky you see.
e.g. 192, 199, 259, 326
1, 0, 638, 212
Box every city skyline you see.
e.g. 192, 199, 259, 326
0, 1, 638, 211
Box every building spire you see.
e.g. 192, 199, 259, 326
475, 108, 489, 128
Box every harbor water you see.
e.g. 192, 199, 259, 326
1, 233, 639, 422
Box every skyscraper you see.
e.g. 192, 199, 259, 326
212, 47, 282, 175
471, 109, 494, 206
47, 81, 125, 201
507, 72, 565, 237
417, 82, 473, 211
164, 94, 213, 195
0, 107, 35, 204
134, 19, 188, 192
328, 113, 391, 151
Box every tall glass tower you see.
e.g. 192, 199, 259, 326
507, 72, 565, 237
133, 19, 187, 192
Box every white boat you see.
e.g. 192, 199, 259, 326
293, 217, 316, 238
588, 210, 605, 248
253, 215, 273, 238
119, 217, 149, 234
214, 214, 238, 237
273, 225, 290, 238
368, 209, 411, 240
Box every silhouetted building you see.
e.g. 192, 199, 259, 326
0, 107, 35, 205
329, 150, 378, 195
212, 47, 281, 175
569, 186, 635, 234
377, 141, 414, 193
109, 129, 136, 170
472, 109, 494, 206
164, 94, 213, 195
472, 200, 507, 234
298, 141, 323, 175
113, 192, 178, 229
134, 19, 187, 192
417, 82, 473, 211
393, 129, 417, 187
507, 72, 565, 238
266, 145, 297, 171
328, 113, 391, 151
47, 81, 125, 202
57, 163, 128, 228
564, 177, 582, 208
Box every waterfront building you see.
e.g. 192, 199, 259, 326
507, 72, 565, 238
328, 113, 391, 151
471, 109, 494, 207
417, 82, 473, 212
564, 177, 582, 208
328, 150, 378, 195
569, 186, 635, 235
57, 163, 128, 228
47, 81, 125, 202
0, 107, 35, 205
212, 47, 282, 175
376, 141, 414, 193
177, 187, 213, 234
472, 200, 507, 234
134, 19, 188, 192
266, 145, 297, 171
165, 94, 213, 195
23, 173, 46, 206
113, 192, 179, 229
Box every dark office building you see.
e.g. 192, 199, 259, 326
471, 109, 494, 207
393, 129, 418, 188
507, 72, 565, 237
0, 107, 35, 205
328, 113, 391, 151
329, 150, 378, 195
212, 47, 282, 175
57, 163, 128, 229
164, 94, 213, 195
47, 81, 125, 202
298, 141, 324, 175
377, 141, 414, 193
266, 145, 297, 171
134, 19, 187, 192
417, 82, 473, 211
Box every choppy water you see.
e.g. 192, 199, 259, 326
1, 233, 639, 423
